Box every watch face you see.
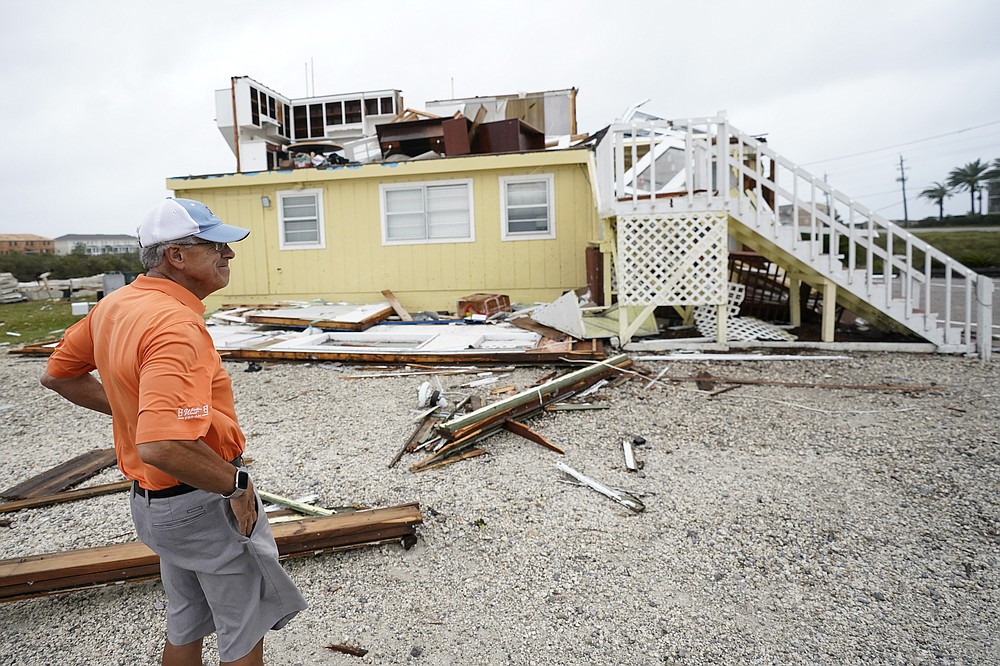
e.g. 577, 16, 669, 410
236, 470, 250, 490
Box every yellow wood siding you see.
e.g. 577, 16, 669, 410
171, 151, 600, 312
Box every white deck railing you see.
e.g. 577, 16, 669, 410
595, 116, 994, 359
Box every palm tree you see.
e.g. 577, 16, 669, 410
947, 159, 990, 215
919, 182, 952, 221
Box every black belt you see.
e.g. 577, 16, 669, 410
133, 455, 245, 499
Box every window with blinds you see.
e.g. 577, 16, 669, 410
278, 190, 325, 250
381, 180, 474, 245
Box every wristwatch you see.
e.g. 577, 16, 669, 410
221, 468, 250, 499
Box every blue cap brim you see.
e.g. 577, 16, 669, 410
194, 223, 251, 243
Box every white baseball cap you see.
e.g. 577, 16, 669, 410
138, 198, 250, 247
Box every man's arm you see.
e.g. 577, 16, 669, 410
40, 371, 112, 415
138, 439, 257, 536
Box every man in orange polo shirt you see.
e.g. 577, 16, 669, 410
41, 198, 306, 666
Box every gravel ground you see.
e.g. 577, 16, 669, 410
0, 350, 998, 665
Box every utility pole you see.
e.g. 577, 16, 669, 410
896, 155, 909, 227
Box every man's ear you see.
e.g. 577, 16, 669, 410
162, 244, 185, 270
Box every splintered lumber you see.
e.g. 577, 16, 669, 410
0, 480, 131, 514
0, 449, 117, 500
326, 644, 369, 657
256, 490, 335, 516
244, 303, 394, 331
410, 355, 632, 471
503, 420, 564, 454
14, 339, 607, 365
381, 289, 413, 321
438, 354, 632, 442
556, 462, 644, 513
622, 438, 638, 472
0, 503, 422, 602
411, 448, 487, 472
390, 411, 441, 468
508, 316, 570, 341
653, 374, 939, 392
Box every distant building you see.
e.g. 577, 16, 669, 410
53, 234, 139, 256
989, 181, 999, 215
0, 234, 55, 255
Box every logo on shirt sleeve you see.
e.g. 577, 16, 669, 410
177, 404, 210, 420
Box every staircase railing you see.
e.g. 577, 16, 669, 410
595, 116, 994, 359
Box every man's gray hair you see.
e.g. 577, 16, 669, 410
140, 234, 200, 271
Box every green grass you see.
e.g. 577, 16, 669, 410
0, 299, 85, 347
911, 230, 1000, 268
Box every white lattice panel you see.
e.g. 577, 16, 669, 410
694, 283, 796, 341
615, 212, 728, 306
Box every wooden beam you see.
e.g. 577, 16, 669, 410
0, 503, 423, 602
653, 374, 937, 392
381, 289, 413, 322
503, 420, 564, 454
438, 355, 632, 439
0, 480, 130, 514
0, 449, 117, 500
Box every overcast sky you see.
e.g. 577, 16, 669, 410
1, 0, 998, 238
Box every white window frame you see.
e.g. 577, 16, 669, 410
277, 189, 326, 250
500, 174, 555, 241
380, 179, 475, 246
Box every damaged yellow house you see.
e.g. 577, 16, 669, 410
169, 149, 599, 313
166, 75, 993, 359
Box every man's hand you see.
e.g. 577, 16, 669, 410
230, 479, 257, 537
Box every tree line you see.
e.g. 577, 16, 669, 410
919, 158, 999, 220
0, 250, 143, 283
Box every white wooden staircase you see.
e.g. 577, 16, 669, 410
592, 115, 994, 360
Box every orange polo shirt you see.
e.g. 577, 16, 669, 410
46, 275, 245, 490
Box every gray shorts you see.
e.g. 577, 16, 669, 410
130, 486, 307, 661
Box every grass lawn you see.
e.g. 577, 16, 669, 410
0, 299, 85, 347
911, 230, 1000, 269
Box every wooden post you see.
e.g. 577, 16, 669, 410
788, 275, 802, 327
716, 303, 728, 344
821, 279, 836, 342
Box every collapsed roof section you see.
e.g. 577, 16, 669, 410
214, 76, 581, 172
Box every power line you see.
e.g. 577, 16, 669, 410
802, 120, 1000, 166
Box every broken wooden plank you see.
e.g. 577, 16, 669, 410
438, 354, 632, 442
622, 438, 638, 472
325, 644, 369, 657
0, 449, 117, 500
0, 480, 131, 514
390, 411, 441, 468
381, 289, 413, 322
256, 490, 335, 516
503, 420, 564, 454
555, 462, 644, 513
508, 316, 570, 341
0, 503, 423, 602
543, 403, 609, 412
244, 303, 395, 331
409, 356, 632, 472
410, 448, 487, 473
650, 375, 939, 392
409, 431, 482, 472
